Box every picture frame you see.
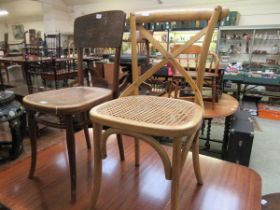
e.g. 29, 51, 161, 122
12, 24, 25, 39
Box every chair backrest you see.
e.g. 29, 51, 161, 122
121, 6, 228, 107
74, 10, 126, 98
171, 44, 220, 75
44, 33, 61, 57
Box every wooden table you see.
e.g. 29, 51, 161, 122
0, 56, 52, 94
201, 93, 239, 157
0, 131, 261, 210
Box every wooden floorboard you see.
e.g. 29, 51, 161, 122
0, 129, 261, 210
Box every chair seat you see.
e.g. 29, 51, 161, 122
23, 86, 112, 114
90, 95, 203, 137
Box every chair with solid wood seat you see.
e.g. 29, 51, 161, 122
23, 10, 126, 202
88, 6, 228, 210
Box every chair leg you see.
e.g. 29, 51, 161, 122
28, 110, 37, 179
116, 134, 125, 161
134, 138, 140, 167
83, 126, 91, 149
192, 130, 203, 185
82, 113, 91, 149
65, 115, 77, 203
89, 123, 103, 210
171, 138, 182, 210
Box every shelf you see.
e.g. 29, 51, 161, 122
253, 38, 280, 41
218, 26, 280, 73
252, 53, 280, 56
220, 38, 249, 41
220, 53, 251, 55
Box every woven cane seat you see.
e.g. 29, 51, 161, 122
90, 95, 203, 137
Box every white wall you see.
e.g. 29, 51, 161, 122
73, 0, 280, 26
7, 17, 44, 43
42, 0, 74, 34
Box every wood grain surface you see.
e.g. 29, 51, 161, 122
0, 129, 261, 210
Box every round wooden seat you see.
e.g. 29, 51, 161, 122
90, 95, 203, 137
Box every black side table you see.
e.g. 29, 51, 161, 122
0, 90, 26, 162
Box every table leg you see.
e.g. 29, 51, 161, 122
22, 62, 34, 94
204, 118, 212, 150
201, 120, 205, 136
221, 115, 232, 159
236, 83, 241, 100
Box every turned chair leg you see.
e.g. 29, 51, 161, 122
89, 123, 103, 210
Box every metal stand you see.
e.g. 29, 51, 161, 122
0, 91, 26, 163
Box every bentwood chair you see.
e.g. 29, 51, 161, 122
89, 6, 228, 210
170, 44, 221, 108
23, 10, 126, 201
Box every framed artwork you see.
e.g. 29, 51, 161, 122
12, 24, 25, 39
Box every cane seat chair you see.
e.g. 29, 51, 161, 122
89, 6, 228, 210
23, 10, 126, 201
170, 44, 220, 108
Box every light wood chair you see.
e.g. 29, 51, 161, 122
22, 10, 126, 202
170, 44, 221, 108
89, 6, 228, 210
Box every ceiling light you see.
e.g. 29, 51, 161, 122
0, 9, 8, 16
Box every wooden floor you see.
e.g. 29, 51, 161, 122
0, 129, 261, 210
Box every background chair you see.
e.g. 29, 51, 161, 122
170, 44, 221, 108
89, 6, 228, 210
23, 10, 126, 202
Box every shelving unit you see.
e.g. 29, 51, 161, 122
219, 25, 280, 102
217, 25, 280, 70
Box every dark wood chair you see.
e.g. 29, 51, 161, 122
23, 10, 126, 202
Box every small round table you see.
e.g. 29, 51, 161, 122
201, 93, 239, 158
262, 193, 280, 210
